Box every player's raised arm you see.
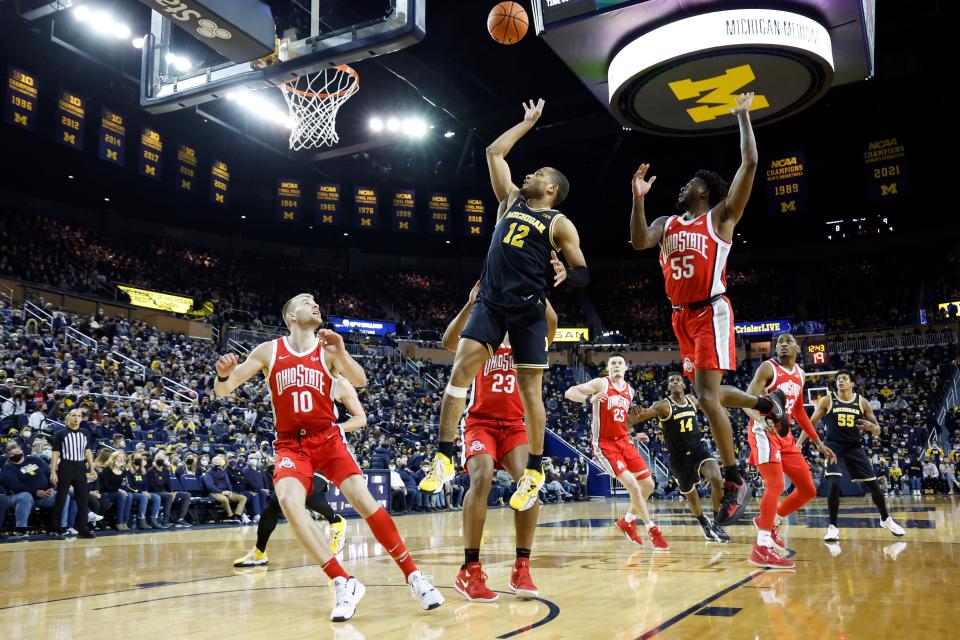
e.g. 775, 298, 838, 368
630, 400, 671, 424
564, 378, 605, 404
318, 328, 367, 388
333, 377, 367, 433
629, 163, 668, 250
551, 217, 589, 287
213, 342, 272, 397
716, 93, 759, 237
743, 361, 775, 423
858, 396, 882, 435
442, 282, 481, 352
487, 99, 544, 207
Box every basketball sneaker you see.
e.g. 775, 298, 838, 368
748, 543, 796, 570
647, 525, 670, 551
716, 479, 752, 526
328, 514, 347, 555
614, 517, 644, 546
453, 562, 498, 603
880, 517, 906, 537
509, 558, 539, 598
711, 522, 731, 543
419, 453, 454, 493
699, 517, 717, 541
331, 576, 366, 622
753, 516, 786, 553
764, 388, 794, 436
509, 468, 544, 511
823, 524, 840, 542
233, 547, 268, 567
408, 570, 444, 610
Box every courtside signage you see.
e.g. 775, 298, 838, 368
734, 320, 791, 335
329, 317, 396, 337
118, 285, 194, 313
554, 327, 589, 342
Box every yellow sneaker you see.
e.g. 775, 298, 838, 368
328, 514, 346, 555
418, 453, 454, 493
509, 469, 544, 511
233, 547, 268, 567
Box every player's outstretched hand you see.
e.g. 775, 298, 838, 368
523, 98, 545, 124
731, 92, 755, 115
550, 250, 566, 287
468, 280, 481, 304
215, 353, 239, 378
632, 163, 656, 199
817, 441, 838, 465
858, 419, 881, 436
635, 432, 650, 444
317, 328, 345, 353
590, 391, 608, 405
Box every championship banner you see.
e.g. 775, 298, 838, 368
315, 182, 340, 226
56, 90, 85, 149
764, 150, 806, 216
98, 108, 126, 165
354, 186, 378, 229
210, 159, 230, 206
864, 136, 909, 202
138, 126, 163, 180
392, 189, 415, 232
277, 178, 302, 222
177, 144, 197, 191
464, 197, 486, 236
428, 193, 451, 235
117, 285, 193, 314
734, 320, 791, 335
554, 327, 589, 343
4, 66, 38, 131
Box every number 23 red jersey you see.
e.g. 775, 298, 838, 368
658, 210, 732, 306
464, 345, 524, 423
268, 336, 338, 438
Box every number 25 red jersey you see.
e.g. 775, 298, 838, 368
591, 378, 634, 441
659, 210, 732, 306
464, 345, 524, 423
268, 336, 338, 438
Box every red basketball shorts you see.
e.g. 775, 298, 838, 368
461, 418, 528, 470
748, 420, 810, 476
593, 435, 650, 479
671, 295, 736, 378
273, 429, 362, 492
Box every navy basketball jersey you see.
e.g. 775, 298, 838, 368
825, 392, 864, 446
479, 195, 565, 307
659, 395, 704, 455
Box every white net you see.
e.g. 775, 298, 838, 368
280, 65, 359, 151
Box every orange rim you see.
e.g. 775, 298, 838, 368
283, 64, 359, 98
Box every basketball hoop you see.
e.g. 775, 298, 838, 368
280, 65, 359, 151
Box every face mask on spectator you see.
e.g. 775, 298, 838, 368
40, 450, 52, 461
202, 446, 210, 453
247, 459, 258, 469
21, 430, 31, 439
201, 456, 209, 465
11, 452, 24, 463
228, 460, 236, 468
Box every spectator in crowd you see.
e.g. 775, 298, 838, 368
146, 450, 190, 528
242, 455, 271, 518
389, 462, 408, 513
1, 439, 76, 537
906, 456, 923, 496
922, 457, 941, 494
100, 450, 132, 530
126, 452, 162, 529
203, 455, 248, 523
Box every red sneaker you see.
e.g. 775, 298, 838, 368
753, 516, 787, 553
614, 517, 644, 546
509, 558, 539, 598
748, 543, 796, 570
647, 525, 670, 551
453, 562, 498, 603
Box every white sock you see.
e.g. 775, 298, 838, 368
624, 512, 637, 523
645, 521, 656, 531
774, 514, 783, 527
757, 530, 773, 547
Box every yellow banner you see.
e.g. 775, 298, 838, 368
118, 285, 193, 313
554, 327, 589, 343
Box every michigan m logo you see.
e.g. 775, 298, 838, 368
780, 200, 797, 213
880, 183, 898, 197
214, 193, 224, 203
106, 149, 118, 161
283, 212, 295, 220
62, 132, 76, 145
322, 215, 333, 224
668, 65, 770, 123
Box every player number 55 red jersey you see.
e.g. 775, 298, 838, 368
659, 211, 731, 306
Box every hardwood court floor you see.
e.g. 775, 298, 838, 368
1, 496, 957, 639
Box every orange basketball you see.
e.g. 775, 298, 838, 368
488, 2, 528, 45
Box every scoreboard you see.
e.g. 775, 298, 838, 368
802, 335, 829, 367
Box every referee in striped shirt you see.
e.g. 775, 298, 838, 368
51, 409, 97, 539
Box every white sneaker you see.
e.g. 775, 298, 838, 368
880, 517, 905, 537
65, 527, 79, 536
240, 514, 251, 525
823, 525, 840, 542
88, 511, 104, 524
407, 570, 444, 611
331, 576, 366, 622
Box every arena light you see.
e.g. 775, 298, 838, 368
402, 118, 428, 138
369, 117, 384, 132
165, 52, 192, 72
112, 23, 131, 39
443, 131, 455, 138
226, 91, 293, 128
385, 117, 400, 132
131, 37, 144, 49
73, 5, 91, 21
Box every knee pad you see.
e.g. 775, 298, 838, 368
445, 384, 468, 399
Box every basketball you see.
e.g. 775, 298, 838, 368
488, 1, 528, 45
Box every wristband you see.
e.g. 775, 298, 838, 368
217, 374, 229, 383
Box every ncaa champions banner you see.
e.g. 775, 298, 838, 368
392, 189, 415, 232
4, 66, 38, 131
354, 186, 378, 229
177, 144, 197, 192
428, 193, 451, 235
764, 150, 806, 216
56, 90, 85, 149
138, 127, 163, 180
276, 178, 302, 222
864, 136, 909, 202
210, 159, 230, 206
98, 108, 126, 165
464, 197, 486, 236
315, 183, 340, 226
